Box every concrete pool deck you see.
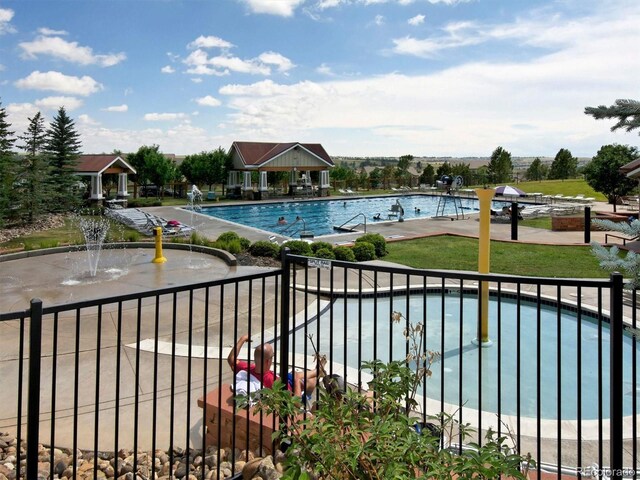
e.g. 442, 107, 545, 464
0, 196, 636, 469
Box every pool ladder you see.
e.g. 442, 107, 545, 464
333, 213, 367, 233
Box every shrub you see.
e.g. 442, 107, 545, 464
314, 247, 336, 260
216, 238, 243, 254
355, 233, 387, 257
249, 240, 280, 258
190, 231, 207, 246
311, 241, 333, 253
217, 231, 240, 243
125, 231, 140, 242
282, 240, 313, 256
352, 241, 375, 261
334, 246, 356, 262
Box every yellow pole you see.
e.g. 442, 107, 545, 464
475, 188, 495, 345
152, 226, 167, 264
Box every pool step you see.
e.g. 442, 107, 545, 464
333, 224, 358, 232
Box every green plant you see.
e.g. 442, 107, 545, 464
313, 247, 336, 260
355, 233, 387, 257
334, 246, 356, 262
591, 218, 640, 289
253, 312, 533, 479
311, 241, 333, 253
40, 239, 60, 248
282, 240, 313, 256
125, 231, 140, 242
352, 241, 375, 261
216, 238, 243, 254
217, 231, 241, 243
249, 240, 280, 258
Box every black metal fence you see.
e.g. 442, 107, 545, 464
0, 252, 636, 479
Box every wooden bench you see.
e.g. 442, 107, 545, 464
198, 385, 283, 454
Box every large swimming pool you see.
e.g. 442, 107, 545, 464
199, 195, 510, 237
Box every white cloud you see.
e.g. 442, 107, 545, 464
187, 35, 233, 50
374, 15, 385, 26
34, 96, 83, 111
240, 0, 305, 17
19, 35, 126, 66
15, 71, 103, 96
191, 78, 203, 83
38, 27, 68, 36
0, 7, 15, 34
316, 63, 335, 76
408, 14, 425, 26
259, 51, 295, 73
184, 48, 293, 76
195, 95, 222, 107
102, 104, 128, 112
161, 65, 175, 73
78, 114, 99, 126
144, 112, 188, 121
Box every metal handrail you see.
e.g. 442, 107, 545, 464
335, 212, 367, 233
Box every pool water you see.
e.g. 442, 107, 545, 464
199, 195, 509, 237
293, 294, 639, 420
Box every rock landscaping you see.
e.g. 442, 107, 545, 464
0, 432, 284, 480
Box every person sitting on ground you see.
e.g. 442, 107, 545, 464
227, 334, 319, 403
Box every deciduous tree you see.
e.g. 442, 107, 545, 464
583, 144, 638, 212
548, 148, 577, 180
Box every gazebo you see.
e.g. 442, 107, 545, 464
75, 155, 137, 203
228, 141, 334, 200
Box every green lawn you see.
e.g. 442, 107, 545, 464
385, 235, 608, 278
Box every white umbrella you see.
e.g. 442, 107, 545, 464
494, 185, 525, 196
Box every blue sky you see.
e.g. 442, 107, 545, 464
0, 0, 638, 158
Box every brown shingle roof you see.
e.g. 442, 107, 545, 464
232, 141, 333, 167
76, 155, 136, 174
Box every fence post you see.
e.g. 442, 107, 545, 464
610, 272, 624, 479
511, 201, 518, 241
27, 298, 43, 480
584, 206, 591, 244
279, 248, 291, 382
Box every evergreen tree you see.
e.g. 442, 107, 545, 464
548, 148, 578, 180
0, 100, 17, 226
526, 157, 548, 181
17, 112, 51, 224
486, 146, 513, 184
585, 99, 640, 134
46, 107, 82, 212
419, 164, 435, 186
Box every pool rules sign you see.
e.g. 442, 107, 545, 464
307, 258, 332, 270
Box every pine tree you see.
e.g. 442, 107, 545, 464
585, 99, 640, 134
17, 112, 51, 224
46, 107, 82, 212
486, 146, 513, 184
0, 100, 17, 226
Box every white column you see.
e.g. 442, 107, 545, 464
91, 174, 103, 199
305, 171, 311, 186
259, 171, 268, 191
290, 169, 298, 186
228, 171, 236, 187
243, 171, 252, 191
321, 170, 330, 188
117, 173, 129, 197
